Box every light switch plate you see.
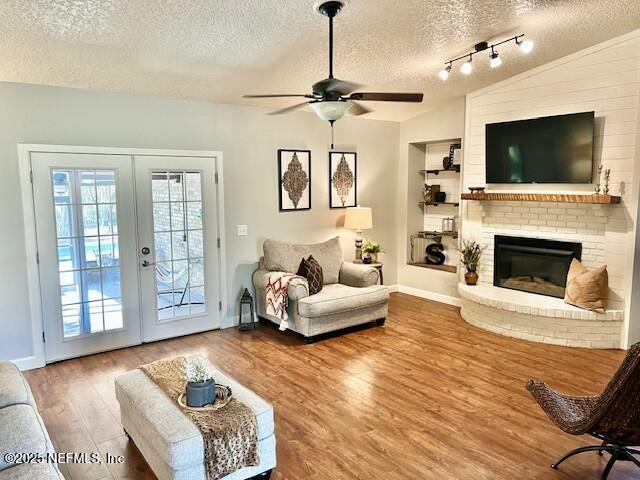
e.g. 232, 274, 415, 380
237, 224, 248, 236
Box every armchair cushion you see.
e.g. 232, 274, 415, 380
297, 284, 389, 318
339, 262, 379, 288
263, 237, 343, 284
252, 269, 309, 301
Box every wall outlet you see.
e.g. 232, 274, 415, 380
237, 224, 248, 236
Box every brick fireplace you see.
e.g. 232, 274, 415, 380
458, 200, 624, 349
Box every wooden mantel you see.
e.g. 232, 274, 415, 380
460, 192, 621, 204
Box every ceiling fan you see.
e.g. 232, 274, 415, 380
243, 0, 423, 137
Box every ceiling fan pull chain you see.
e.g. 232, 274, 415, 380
330, 120, 335, 149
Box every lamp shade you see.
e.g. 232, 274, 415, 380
344, 206, 372, 230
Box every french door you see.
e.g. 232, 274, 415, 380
135, 155, 221, 342
31, 150, 222, 362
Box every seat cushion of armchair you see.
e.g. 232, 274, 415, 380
297, 283, 389, 318
263, 237, 343, 284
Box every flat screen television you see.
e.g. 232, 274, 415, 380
485, 111, 594, 183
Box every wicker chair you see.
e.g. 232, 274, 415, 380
526, 343, 640, 480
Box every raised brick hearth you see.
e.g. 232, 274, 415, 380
459, 283, 623, 349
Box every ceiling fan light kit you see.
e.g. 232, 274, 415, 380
439, 34, 534, 80
311, 101, 350, 121
243, 0, 423, 147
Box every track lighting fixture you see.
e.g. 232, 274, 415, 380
438, 62, 452, 81
460, 56, 473, 75
518, 38, 534, 54
489, 48, 502, 68
438, 34, 533, 80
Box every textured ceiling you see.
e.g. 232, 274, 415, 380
1, 0, 639, 121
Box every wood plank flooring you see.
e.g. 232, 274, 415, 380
24, 293, 639, 480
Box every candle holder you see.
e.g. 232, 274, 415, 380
604, 169, 611, 195
595, 164, 603, 194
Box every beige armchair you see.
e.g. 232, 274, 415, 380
252, 237, 389, 343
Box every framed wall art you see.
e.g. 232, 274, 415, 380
329, 151, 357, 208
278, 149, 311, 211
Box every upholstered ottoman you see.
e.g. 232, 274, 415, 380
115, 365, 276, 480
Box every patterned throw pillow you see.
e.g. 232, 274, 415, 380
564, 258, 607, 313
296, 255, 323, 295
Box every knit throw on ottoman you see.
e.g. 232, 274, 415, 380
139, 356, 259, 480
265, 272, 299, 331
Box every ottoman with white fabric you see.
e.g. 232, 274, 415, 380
115, 366, 276, 480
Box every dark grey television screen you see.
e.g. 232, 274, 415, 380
485, 111, 594, 184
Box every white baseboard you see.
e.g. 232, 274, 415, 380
11, 355, 45, 371
385, 284, 400, 293
396, 285, 461, 307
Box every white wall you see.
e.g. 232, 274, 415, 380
0, 82, 400, 363
461, 30, 640, 348
396, 98, 466, 303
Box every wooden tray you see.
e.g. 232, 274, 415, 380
177, 393, 231, 412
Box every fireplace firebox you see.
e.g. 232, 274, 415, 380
494, 235, 581, 298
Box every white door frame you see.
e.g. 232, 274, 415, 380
17, 144, 227, 370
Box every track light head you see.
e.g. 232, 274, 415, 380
439, 63, 451, 81
518, 38, 534, 53
460, 56, 473, 75
489, 49, 502, 68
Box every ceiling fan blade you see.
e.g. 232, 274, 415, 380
347, 92, 424, 102
267, 101, 311, 115
348, 101, 372, 116
313, 78, 363, 96
244, 94, 313, 98
326, 79, 363, 95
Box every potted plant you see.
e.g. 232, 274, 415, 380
460, 239, 483, 286
184, 355, 215, 407
362, 239, 384, 263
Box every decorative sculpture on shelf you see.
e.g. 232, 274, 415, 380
603, 168, 611, 195
425, 243, 446, 265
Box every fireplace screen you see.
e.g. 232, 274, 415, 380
494, 235, 582, 298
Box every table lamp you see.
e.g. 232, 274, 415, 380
344, 206, 373, 261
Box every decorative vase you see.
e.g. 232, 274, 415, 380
186, 379, 215, 407
465, 270, 478, 286
371, 253, 378, 263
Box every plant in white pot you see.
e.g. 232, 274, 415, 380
460, 239, 483, 286
184, 355, 215, 407
362, 239, 384, 263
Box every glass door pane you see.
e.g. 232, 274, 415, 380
151, 171, 206, 322
52, 169, 123, 338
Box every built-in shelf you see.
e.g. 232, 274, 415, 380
460, 192, 621, 204
408, 262, 457, 273
419, 166, 460, 175
419, 201, 460, 207
416, 230, 458, 239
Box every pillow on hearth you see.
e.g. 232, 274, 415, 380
564, 259, 608, 313
296, 255, 323, 295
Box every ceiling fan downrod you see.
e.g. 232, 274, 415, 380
316, 1, 345, 79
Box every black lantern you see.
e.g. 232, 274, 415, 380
238, 288, 256, 331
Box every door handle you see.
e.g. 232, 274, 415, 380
142, 260, 156, 267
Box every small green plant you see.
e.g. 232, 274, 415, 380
362, 239, 384, 255
460, 239, 483, 272
184, 355, 214, 383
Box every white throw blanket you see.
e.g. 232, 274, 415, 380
265, 272, 298, 331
